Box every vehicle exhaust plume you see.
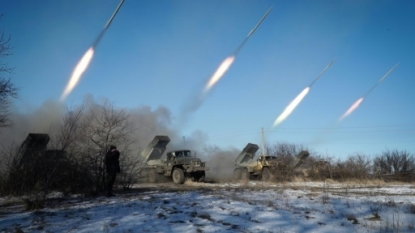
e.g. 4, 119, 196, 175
272, 60, 335, 128
60, 0, 125, 102
339, 63, 399, 121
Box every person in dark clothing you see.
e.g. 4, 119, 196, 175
105, 145, 120, 197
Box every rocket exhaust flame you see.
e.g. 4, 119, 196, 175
181, 6, 273, 122
339, 97, 363, 121
273, 87, 310, 127
272, 60, 335, 128
204, 6, 272, 93
60, 0, 125, 102
339, 63, 398, 121
60, 48, 94, 101
204, 56, 235, 93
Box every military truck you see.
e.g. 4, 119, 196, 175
233, 143, 309, 181
140, 135, 209, 184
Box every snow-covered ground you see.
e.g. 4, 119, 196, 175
1, 181, 415, 233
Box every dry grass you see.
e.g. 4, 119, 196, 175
335, 179, 385, 185
184, 179, 198, 186
290, 176, 306, 182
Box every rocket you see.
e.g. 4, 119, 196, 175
233, 6, 273, 56
309, 59, 336, 87
363, 63, 399, 97
93, 0, 125, 47
104, 0, 125, 29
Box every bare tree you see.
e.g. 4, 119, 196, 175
265, 141, 307, 163
77, 101, 136, 193
344, 153, 371, 179
0, 15, 18, 128
46, 102, 95, 195
0, 142, 20, 195
48, 100, 149, 193
54, 103, 86, 151
374, 149, 415, 175
262, 141, 309, 181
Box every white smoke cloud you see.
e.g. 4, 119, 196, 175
0, 96, 243, 182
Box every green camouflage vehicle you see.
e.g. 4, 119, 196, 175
140, 136, 209, 184
233, 143, 309, 181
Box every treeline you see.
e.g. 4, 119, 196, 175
264, 142, 415, 182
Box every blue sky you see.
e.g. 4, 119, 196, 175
2, 0, 415, 158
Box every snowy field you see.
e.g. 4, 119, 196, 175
1, 181, 415, 233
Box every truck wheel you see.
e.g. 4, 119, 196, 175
241, 168, 250, 181
233, 168, 242, 181
262, 167, 271, 181
172, 168, 185, 184
148, 168, 158, 183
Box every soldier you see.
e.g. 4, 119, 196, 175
105, 145, 120, 197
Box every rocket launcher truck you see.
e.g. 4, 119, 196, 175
233, 143, 309, 181
140, 135, 209, 184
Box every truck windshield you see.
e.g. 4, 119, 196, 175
183, 150, 192, 157
174, 150, 192, 158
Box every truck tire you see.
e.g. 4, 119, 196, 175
241, 168, 250, 181
148, 168, 158, 183
172, 168, 185, 184
233, 168, 242, 181
262, 167, 271, 181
